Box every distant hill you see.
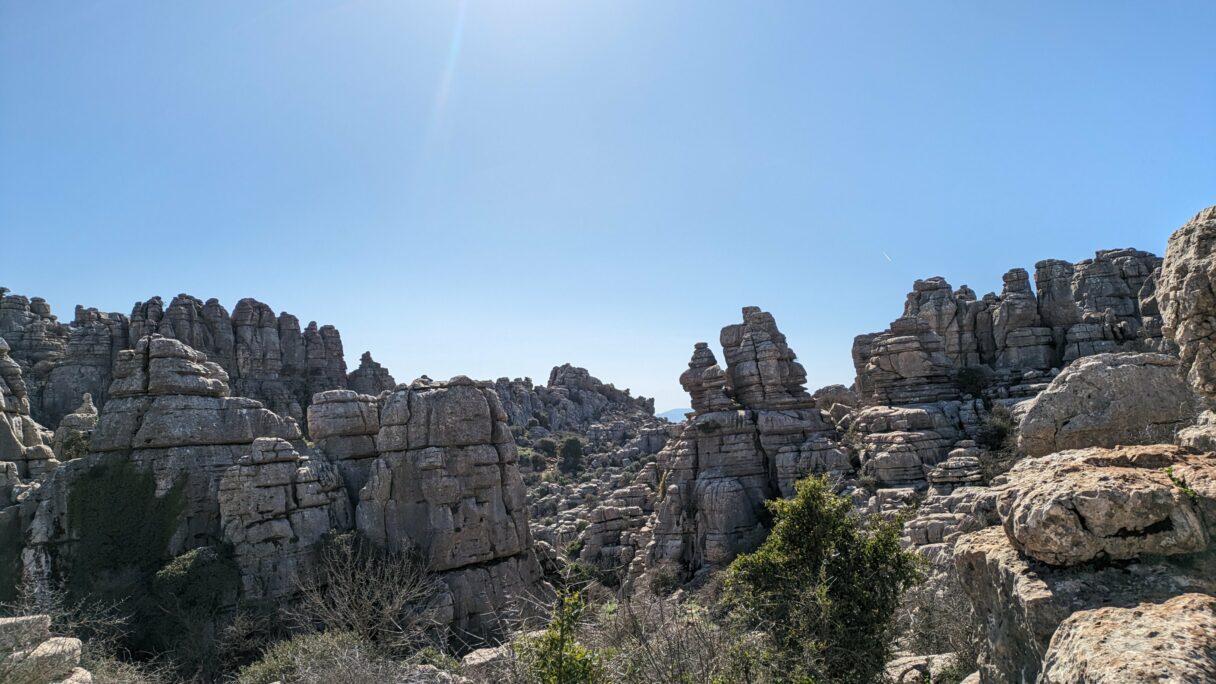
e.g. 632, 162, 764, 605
657, 408, 692, 423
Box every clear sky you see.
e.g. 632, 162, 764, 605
2, 2, 1213, 411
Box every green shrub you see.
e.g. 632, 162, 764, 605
0, 511, 22, 603
952, 367, 989, 398
148, 547, 242, 678
59, 430, 91, 461
238, 631, 407, 684
65, 456, 186, 603
515, 591, 606, 684
559, 438, 584, 475
723, 475, 922, 683
537, 438, 558, 458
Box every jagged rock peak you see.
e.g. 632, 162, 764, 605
347, 350, 396, 396
719, 306, 813, 411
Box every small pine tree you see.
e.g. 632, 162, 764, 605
559, 438, 584, 475
537, 438, 558, 458
723, 475, 922, 684
515, 591, 605, 684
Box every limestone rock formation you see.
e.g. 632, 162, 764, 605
1018, 352, 1204, 458
0, 336, 56, 480
1038, 593, 1216, 683
0, 614, 91, 684
219, 437, 353, 600
307, 389, 382, 503
0, 290, 356, 429
50, 394, 97, 461
355, 376, 549, 639
997, 445, 1213, 566
21, 335, 304, 590
633, 307, 847, 585
347, 351, 396, 396
1160, 206, 1216, 399
952, 444, 1216, 682
855, 248, 1165, 407
494, 364, 656, 436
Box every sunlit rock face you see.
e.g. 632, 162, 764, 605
630, 307, 849, 587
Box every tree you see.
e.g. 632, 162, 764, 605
515, 591, 605, 684
536, 438, 558, 458
559, 438, 584, 475
723, 476, 922, 684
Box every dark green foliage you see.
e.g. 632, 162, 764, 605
952, 367, 990, 398
723, 475, 922, 684
65, 457, 186, 603
0, 511, 23, 604
148, 547, 243, 679
537, 437, 559, 457
59, 430, 92, 461
559, 437, 584, 475
516, 591, 606, 684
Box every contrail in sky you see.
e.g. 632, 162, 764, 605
882, 251, 893, 262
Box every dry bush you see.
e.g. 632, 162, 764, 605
894, 570, 983, 679
237, 630, 455, 684
290, 533, 449, 657
1, 582, 170, 684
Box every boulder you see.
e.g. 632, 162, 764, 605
1018, 353, 1203, 458
1039, 593, 1216, 683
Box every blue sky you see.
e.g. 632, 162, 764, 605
2, 2, 1213, 411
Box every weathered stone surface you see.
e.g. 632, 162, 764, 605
955, 525, 1216, 684
0, 336, 55, 479
22, 335, 306, 590
219, 438, 353, 600
1160, 206, 1216, 399
50, 394, 96, 461
1018, 353, 1203, 458
355, 377, 548, 640
308, 389, 382, 502
997, 445, 1214, 566
1178, 410, 1216, 452
633, 308, 845, 586
1039, 593, 1216, 684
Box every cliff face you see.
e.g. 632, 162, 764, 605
0, 292, 359, 428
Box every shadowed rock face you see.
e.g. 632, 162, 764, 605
0, 291, 361, 429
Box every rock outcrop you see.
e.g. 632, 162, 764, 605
0, 291, 361, 429
1159, 206, 1216, 399
0, 337, 55, 480
632, 307, 847, 585
21, 335, 305, 592
355, 376, 549, 640
219, 437, 353, 601
1018, 352, 1203, 458
855, 248, 1165, 408
0, 614, 91, 684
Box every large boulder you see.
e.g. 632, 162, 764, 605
997, 445, 1215, 566
1018, 353, 1203, 458
1039, 593, 1216, 683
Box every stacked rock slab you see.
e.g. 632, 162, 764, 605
0, 290, 358, 429
355, 376, 549, 641
0, 337, 55, 480
0, 614, 90, 684
494, 364, 657, 436
21, 335, 304, 589
634, 307, 847, 585
218, 437, 353, 601
855, 248, 1165, 407
954, 444, 1216, 682
1159, 206, 1216, 399
307, 389, 383, 504
50, 394, 97, 462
